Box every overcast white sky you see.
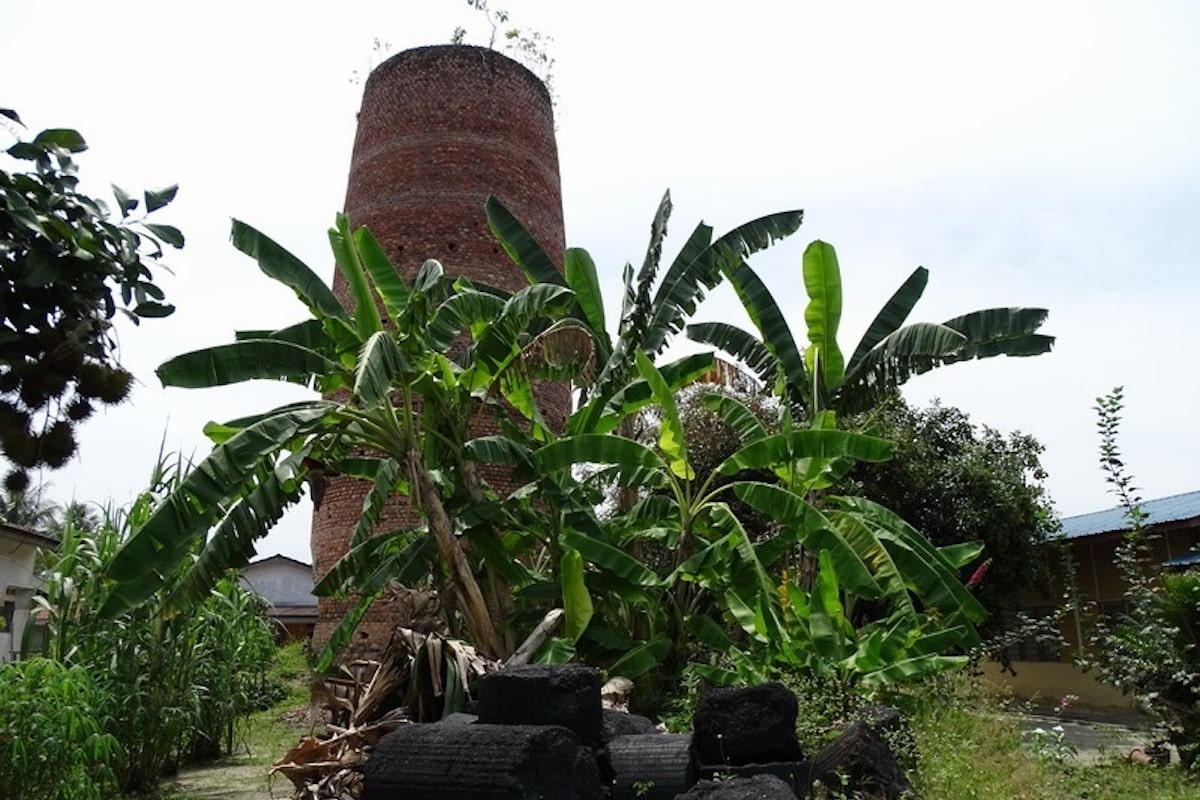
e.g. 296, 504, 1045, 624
4, 1, 1198, 562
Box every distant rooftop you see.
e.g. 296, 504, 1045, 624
1060, 490, 1200, 540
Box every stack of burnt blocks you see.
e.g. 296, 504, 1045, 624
361, 666, 913, 800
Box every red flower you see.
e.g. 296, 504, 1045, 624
966, 558, 992, 589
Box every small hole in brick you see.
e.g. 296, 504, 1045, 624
447, 242, 457, 252
358, 631, 370, 639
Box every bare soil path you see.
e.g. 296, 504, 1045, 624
164, 754, 282, 800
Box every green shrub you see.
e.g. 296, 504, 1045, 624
0, 658, 120, 800
31, 457, 285, 792
1081, 389, 1200, 771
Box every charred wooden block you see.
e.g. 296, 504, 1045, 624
603, 708, 659, 742
607, 733, 697, 800
361, 723, 602, 800
697, 762, 810, 797
858, 704, 917, 769
675, 774, 798, 800
810, 721, 917, 800
693, 682, 803, 766
478, 664, 604, 747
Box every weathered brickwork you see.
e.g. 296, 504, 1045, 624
312, 45, 568, 654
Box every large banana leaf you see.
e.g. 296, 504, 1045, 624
607, 635, 671, 678
709, 258, 808, 403
561, 527, 660, 588
353, 225, 410, 324
234, 319, 331, 351
731, 483, 881, 598
329, 214, 383, 339
700, 392, 768, 445
802, 240, 846, 401
859, 654, 968, 689
161, 451, 309, 613
561, 548, 594, 641
485, 195, 566, 287
641, 209, 803, 356
533, 434, 666, 488
635, 351, 692, 481
809, 549, 852, 663
940, 307, 1053, 361
230, 220, 349, 324
846, 266, 929, 369
829, 496, 986, 628
156, 340, 337, 389
568, 351, 714, 436
354, 331, 410, 406
313, 528, 433, 598
564, 247, 608, 347
714, 430, 893, 478
345, 457, 404, 550
604, 191, 676, 383
686, 321, 777, 388
100, 403, 335, 617
836, 322, 968, 413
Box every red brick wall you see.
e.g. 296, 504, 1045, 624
312, 45, 568, 654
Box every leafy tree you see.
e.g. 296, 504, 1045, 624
0, 480, 60, 528
844, 398, 1058, 622
100, 215, 593, 661
0, 110, 182, 489
687, 239, 1054, 419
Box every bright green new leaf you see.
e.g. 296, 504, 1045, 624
561, 548, 594, 642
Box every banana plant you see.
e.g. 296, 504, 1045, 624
693, 548, 981, 691
492, 351, 901, 676
486, 192, 804, 431
100, 215, 593, 660
661, 387, 988, 687
688, 239, 1054, 417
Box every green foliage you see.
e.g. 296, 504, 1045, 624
1082, 387, 1200, 772
108, 215, 596, 663
687, 239, 1053, 419
0, 112, 181, 488
0, 657, 120, 800
847, 398, 1059, 624
453, 1, 557, 103
908, 674, 1199, 799
34, 458, 282, 793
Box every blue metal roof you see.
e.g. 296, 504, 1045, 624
1164, 551, 1200, 568
1059, 490, 1200, 540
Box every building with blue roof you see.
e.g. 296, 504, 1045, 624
980, 489, 1200, 716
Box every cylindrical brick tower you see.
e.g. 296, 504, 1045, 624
311, 45, 568, 652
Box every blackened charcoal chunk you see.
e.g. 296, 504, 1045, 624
604, 708, 660, 741
810, 721, 918, 800
693, 682, 802, 766
674, 774, 798, 800
608, 733, 697, 800
478, 664, 604, 747
362, 723, 602, 800
697, 762, 809, 796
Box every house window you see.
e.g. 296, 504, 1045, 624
1, 601, 13, 633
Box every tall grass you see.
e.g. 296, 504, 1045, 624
26, 456, 282, 795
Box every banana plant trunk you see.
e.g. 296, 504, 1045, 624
410, 452, 505, 659
460, 457, 517, 654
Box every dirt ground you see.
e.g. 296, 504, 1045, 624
164, 757, 282, 800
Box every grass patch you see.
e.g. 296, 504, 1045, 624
909, 680, 1198, 800
147, 642, 316, 800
